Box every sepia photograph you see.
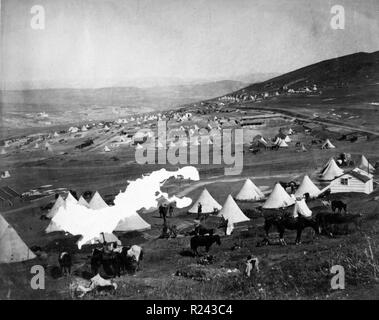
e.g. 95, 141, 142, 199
1, 0, 379, 305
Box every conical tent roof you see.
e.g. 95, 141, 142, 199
188, 188, 222, 213
47, 195, 65, 219
295, 175, 321, 198
114, 214, 151, 232
319, 159, 344, 181
78, 196, 90, 208
320, 158, 333, 174
235, 179, 265, 201
263, 183, 295, 209
0, 148, 6, 155
321, 139, 335, 149
0, 214, 36, 264
218, 195, 249, 225
292, 199, 312, 218
65, 192, 78, 206
275, 138, 288, 147
1, 171, 11, 178
104, 146, 111, 152
45, 141, 53, 151
89, 191, 108, 210
358, 155, 375, 173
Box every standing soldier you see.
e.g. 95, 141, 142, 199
197, 202, 202, 219
169, 205, 174, 217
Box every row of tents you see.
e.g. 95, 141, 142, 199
187, 176, 318, 234
46, 191, 151, 235
320, 155, 375, 181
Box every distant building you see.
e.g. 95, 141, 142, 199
341, 132, 369, 142
330, 170, 373, 194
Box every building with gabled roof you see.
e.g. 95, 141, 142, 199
329, 170, 373, 194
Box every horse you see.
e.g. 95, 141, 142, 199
331, 200, 347, 213
90, 248, 122, 277
189, 225, 215, 236
264, 215, 320, 245
316, 212, 362, 236
58, 252, 72, 276
190, 235, 221, 256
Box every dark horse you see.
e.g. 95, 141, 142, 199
316, 212, 362, 236
190, 235, 221, 256
189, 225, 215, 236
58, 252, 72, 276
264, 215, 320, 245
90, 248, 123, 277
331, 200, 347, 213
90, 246, 140, 277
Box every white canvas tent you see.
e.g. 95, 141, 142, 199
319, 158, 344, 181
78, 196, 90, 208
104, 146, 111, 152
218, 195, 249, 235
275, 138, 288, 148
0, 214, 36, 264
295, 175, 321, 198
1, 171, 11, 179
114, 214, 151, 232
45, 192, 77, 232
47, 195, 65, 219
321, 139, 335, 149
89, 191, 108, 210
45, 142, 53, 151
65, 192, 78, 205
235, 178, 265, 201
292, 199, 312, 218
358, 155, 375, 174
263, 183, 295, 209
0, 148, 6, 155
188, 188, 222, 214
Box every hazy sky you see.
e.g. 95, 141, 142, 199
1, 0, 378, 89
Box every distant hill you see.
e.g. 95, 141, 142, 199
229, 73, 280, 84
0, 80, 246, 111
231, 51, 379, 96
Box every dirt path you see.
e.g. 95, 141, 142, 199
242, 104, 379, 136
